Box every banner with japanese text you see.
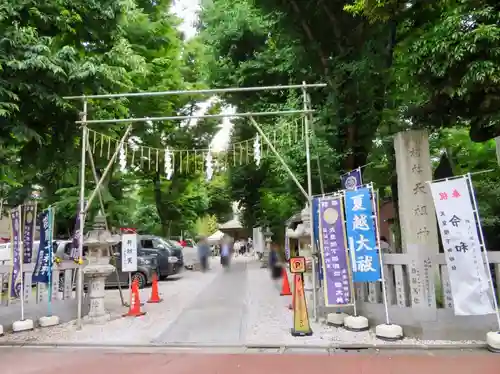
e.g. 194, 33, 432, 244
429, 177, 495, 315
9, 206, 22, 297
284, 229, 290, 261
32, 208, 54, 284
341, 168, 362, 191
318, 196, 353, 305
22, 203, 37, 263
312, 197, 322, 285
345, 187, 381, 282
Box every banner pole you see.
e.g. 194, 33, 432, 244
466, 173, 500, 330
76, 99, 88, 330
342, 191, 358, 317
369, 184, 390, 325
47, 208, 53, 317
301, 81, 317, 322
19, 211, 24, 321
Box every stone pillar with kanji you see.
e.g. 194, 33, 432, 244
394, 130, 439, 318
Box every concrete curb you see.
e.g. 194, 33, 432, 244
0, 341, 488, 351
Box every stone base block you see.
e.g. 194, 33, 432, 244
12, 319, 34, 333
487, 331, 500, 352
84, 313, 111, 324
344, 315, 369, 332
326, 312, 347, 327
39, 315, 60, 328
375, 323, 403, 341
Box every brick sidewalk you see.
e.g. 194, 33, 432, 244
2, 349, 499, 374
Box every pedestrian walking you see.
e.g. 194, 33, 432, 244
197, 236, 210, 272
220, 236, 232, 269
269, 244, 283, 292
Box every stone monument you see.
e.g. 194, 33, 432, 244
82, 211, 119, 323
394, 129, 439, 321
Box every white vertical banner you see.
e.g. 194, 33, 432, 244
121, 233, 138, 272
429, 177, 495, 315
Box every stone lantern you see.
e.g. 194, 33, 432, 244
82, 211, 119, 323
261, 227, 273, 268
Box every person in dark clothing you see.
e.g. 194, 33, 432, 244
269, 244, 283, 291
197, 236, 210, 272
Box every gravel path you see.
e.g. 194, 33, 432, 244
0, 260, 220, 344
243, 263, 485, 347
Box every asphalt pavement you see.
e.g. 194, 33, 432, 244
1, 348, 499, 374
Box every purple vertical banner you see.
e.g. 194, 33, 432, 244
32, 209, 53, 284
22, 203, 37, 263
318, 196, 353, 306
341, 168, 362, 190
9, 206, 22, 298
284, 229, 290, 261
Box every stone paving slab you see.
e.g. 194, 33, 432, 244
1, 349, 500, 374
152, 261, 248, 345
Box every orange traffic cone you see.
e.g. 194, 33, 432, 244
123, 279, 146, 317
147, 272, 163, 303
280, 267, 292, 296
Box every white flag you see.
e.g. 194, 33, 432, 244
429, 177, 495, 315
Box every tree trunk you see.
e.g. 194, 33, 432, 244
153, 171, 169, 236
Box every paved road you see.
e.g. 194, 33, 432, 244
2, 349, 499, 374
152, 260, 248, 344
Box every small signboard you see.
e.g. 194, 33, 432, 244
290, 256, 306, 274
121, 233, 137, 272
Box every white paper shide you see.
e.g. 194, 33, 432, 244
121, 233, 138, 272
429, 177, 494, 316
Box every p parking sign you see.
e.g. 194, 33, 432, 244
290, 256, 306, 274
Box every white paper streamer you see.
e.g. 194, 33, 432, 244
164, 147, 173, 180
118, 144, 127, 172
253, 134, 261, 166
205, 149, 213, 181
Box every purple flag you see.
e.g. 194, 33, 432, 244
32, 208, 54, 284
341, 168, 362, 190
9, 206, 22, 298
284, 229, 290, 261
318, 196, 353, 306
22, 203, 37, 263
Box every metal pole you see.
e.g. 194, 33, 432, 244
248, 117, 309, 200
63, 83, 327, 100
369, 184, 391, 325
19, 218, 24, 321
76, 99, 87, 330
86, 139, 127, 307
302, 82, 318, 322
84, 125, 133, 214
466, 173, 500, 330
75, 109, 316, 125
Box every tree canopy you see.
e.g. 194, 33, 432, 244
2, 0, 500, 247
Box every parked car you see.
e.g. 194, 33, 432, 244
167, 239, 198, 269
106, 243, 158, 289
138, 235, 183, 280
170, 236, 196, 248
